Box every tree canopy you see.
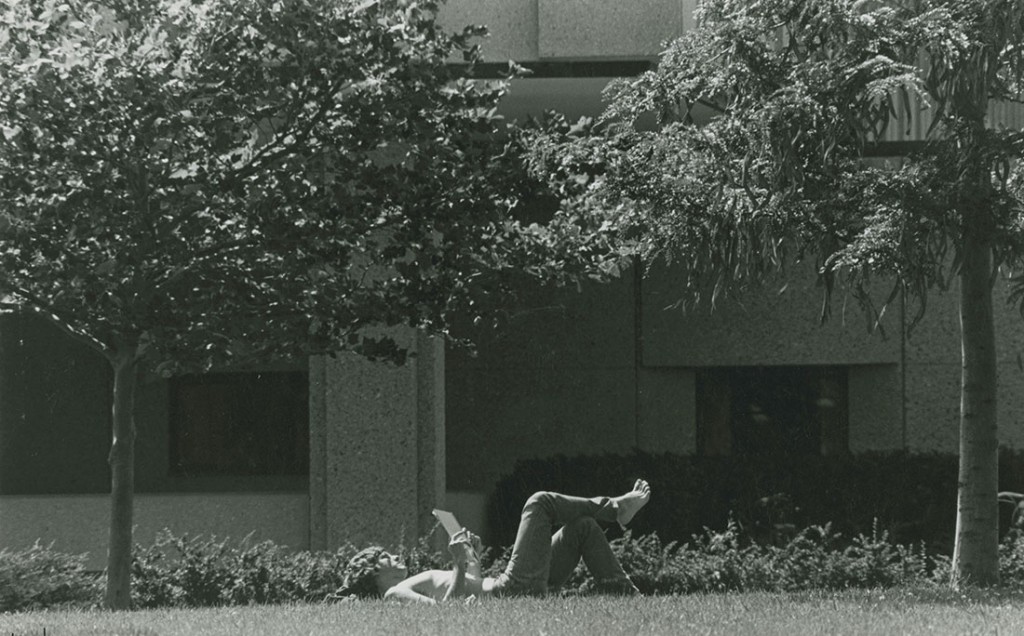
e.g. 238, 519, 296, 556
530, 0, 1024, 318
527, 0, 1024, 585
0, 0, 603, 371
0, 0, 609, 607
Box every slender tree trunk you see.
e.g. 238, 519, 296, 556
951, 223, 999, 587
104, 349, 139, 609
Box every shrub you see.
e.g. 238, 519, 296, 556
130, 529, 456, 608
395, 532, 453, 576
14, 518, 1024, 610
131, 530, 359, 608
999, 531, 1024, 588
568, 518, 942, 596
0, 542, 100, 612
835, 521, 932, 589
654, 520, 767, 594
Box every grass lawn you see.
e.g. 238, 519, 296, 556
4, 587, 1024, 635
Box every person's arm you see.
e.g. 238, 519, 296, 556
451, 530, 491, 599
384, 531, 487, 603
442, 561, 468, 602
384, 533, 478, 604
383, 570, 449, 605
466, 532, 484, 579
443, 530, 477, 601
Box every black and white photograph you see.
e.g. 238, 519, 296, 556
3, 0, 1024, 633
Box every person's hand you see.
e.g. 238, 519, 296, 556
448, 529, 478, 567
468, 532, 483, 558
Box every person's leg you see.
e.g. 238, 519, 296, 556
547, 517, 638, 594
492, 480, 650, 596
493, 491, 615, 596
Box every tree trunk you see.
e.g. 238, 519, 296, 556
103, 349, 138, 609
951, 224, 1000, 587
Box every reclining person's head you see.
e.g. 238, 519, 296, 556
335, 546, 408, 599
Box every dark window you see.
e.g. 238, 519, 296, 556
170, 372, 309, 476
696, 366, 848, 457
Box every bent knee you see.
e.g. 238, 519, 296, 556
523, 491, 554, 511
564, 516, 600, 534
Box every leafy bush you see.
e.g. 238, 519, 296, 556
14, 519, 1024, 610
583, 520, 940, 596
999, 531, 1024, 588
0, 542, 100, 612
662, 520, 774, 593
131, 529, 453, 608
132, 531, 352, 608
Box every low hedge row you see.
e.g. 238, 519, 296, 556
0, 542, 101, 612
488, 450, 1024, 553
9, 523, 1024, 611
130, 530, 452, 608
0, 531, 451, 612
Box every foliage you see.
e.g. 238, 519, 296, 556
609, 522, 938, 595
119, 523, 1024, 604
17, 523, 1024, 611
130, 528, 455, 608
525, 0, 1024, 585
132, 531, 334, 608
996, 531, 1024, 588
0, 0, 613, 607
0, 542, 101, 612
526, 0, 1024, 317
0, 0, 599, 370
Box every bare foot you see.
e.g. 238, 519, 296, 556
613, 479, 651, 526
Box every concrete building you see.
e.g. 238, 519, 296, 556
3, 0, 1024, 567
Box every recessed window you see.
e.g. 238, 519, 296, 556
170, 371, 309, 476
697, 366, 848, 457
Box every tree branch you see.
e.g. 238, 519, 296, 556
0, 291, 112, 358
227, 76, 351, 183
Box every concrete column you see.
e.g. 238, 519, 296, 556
308, 329, 445, 551
308, 355, 328, 551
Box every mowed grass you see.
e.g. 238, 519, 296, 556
4, 587, 1024, 636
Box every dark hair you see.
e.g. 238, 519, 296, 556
333, 546, 388, 600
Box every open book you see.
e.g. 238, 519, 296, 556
431, 508, 464, 539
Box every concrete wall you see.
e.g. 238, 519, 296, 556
439, 0, 699, 61
641, 262, 902, 368
446, 275, 639, 495
848, 364, 903, 452
446, 259, 905, 507
446, 258, 1024, 512
902, 283, 1024, 452
0, 493, 308, 570
538, 0, 693, 59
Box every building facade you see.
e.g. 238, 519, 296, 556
3, 0, 1024, 565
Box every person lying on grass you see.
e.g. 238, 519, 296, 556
334, 479, 652, 604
